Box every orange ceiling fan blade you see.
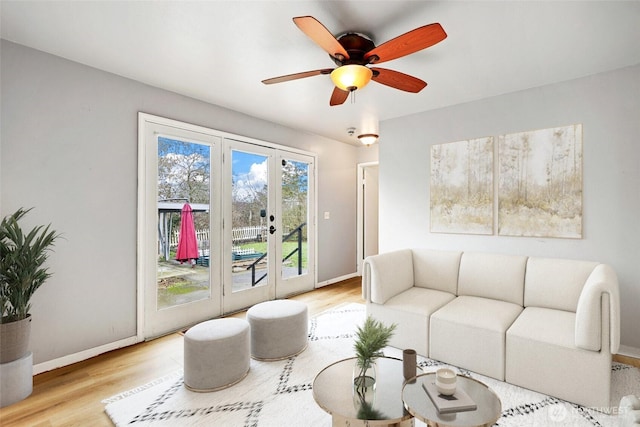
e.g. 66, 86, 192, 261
262, 68, 333, 85
371, 67, 427, 93
329, 87, 350, 106
293, 16, 350, 60
365, 23, 447, 64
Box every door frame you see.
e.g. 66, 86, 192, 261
137, 113, 317, 339
356, 162, 379, 276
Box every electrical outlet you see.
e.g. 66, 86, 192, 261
324, 211, 330, 220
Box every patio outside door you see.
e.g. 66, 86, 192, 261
222, 140, 315, 313
275, 151, 315, 299
139, 114, 316, 336
139, 116, 222, 339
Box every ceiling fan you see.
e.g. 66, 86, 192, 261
262, 16, 447, 106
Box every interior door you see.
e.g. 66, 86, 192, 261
363, 165, 379, 258
140, 116, 222, 338
357, 162, 379, 274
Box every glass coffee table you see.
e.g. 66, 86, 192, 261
313, 356, 421, 427
402, 373, 501, 427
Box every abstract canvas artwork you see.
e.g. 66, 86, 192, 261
498, 124, 583, 238
430, 137, 494, 234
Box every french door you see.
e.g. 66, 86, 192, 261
139, 116, 222, 338
222, 140, 315, 313
139, 114, 315, 338
275, 151, 315, 299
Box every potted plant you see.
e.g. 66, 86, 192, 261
0, 208, 59, 363
352, 316, 396, 401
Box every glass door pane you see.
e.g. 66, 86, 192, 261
280, 158, 309, 281
230, 149, 270, 292
157, 137, 211, 309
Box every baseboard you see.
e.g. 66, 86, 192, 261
617, 344, 640, 359
316, 272, 359, 288
33, 335, 140, 375
34, 276, 361, 375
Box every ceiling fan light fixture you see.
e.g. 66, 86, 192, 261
330, 65, 373, 92
358, 133, 379, 146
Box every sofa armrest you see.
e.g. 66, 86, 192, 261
362, 249, 414, 304
575, 263, 620, 353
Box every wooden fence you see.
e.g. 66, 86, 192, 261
170, 229, 210, 249
170, 226, 266, 248
231, 226, 267, 243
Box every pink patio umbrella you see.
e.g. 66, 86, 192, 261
176, 203, 199, 266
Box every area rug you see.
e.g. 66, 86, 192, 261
104, 303, 640, 426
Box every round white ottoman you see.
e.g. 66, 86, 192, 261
183, 318, 250, 391
247, 300, 308, 361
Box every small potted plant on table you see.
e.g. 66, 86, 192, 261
353, 316, 396, 403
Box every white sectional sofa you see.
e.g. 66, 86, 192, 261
362, 249, 620, 408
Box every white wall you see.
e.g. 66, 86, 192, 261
0, 40, 361, 366
379, 64, 640, 351
357, 143, 379, 164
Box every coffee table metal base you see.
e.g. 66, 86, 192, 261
330, 414, 414, 427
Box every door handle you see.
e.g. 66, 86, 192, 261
269, 225, 276, 234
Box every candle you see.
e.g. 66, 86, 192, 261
436, 368, 457, 384
436, 368, 457, 395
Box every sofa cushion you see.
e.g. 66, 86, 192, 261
506, 306, 575, 348
430, 295, 523, 380
383, 286, 456, 315
367, 287, 455, 356
412, 249, 462, 295
506, 306, 612, 408
525, 257, 598, 312
458, 252, 527, 305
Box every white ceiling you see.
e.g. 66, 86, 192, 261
2, 1, 639, 145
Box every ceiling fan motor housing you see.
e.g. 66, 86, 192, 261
332, 33, 377, 66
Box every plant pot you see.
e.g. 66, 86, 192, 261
353, 359, 376, 398
353, 360, 378, 417
0, 315, 32, 363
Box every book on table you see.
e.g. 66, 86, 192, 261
422, 380, 477, 414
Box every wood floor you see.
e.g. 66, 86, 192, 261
0, 277, 364, 426
0, 276, 637, 426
